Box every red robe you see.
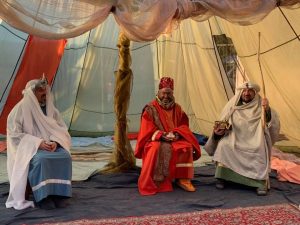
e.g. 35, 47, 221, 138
135, 100, 201, 195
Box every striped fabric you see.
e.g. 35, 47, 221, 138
28, 147, 72, 202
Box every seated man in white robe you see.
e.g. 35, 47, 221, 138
6, 76, 72, 210
205, 81, 280, 196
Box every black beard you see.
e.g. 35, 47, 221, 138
241, 97, 253, 104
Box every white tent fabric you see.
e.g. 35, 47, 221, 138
214, 8, 300, 146
52, 15, 156, 135
0, 21, 28, 115
155, 8, 300, 146
1, 0, 300, 41
0, 3, 300, 147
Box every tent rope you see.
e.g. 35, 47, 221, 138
68, 30, 91, 130
0, 35, 28, 103
278, 6, 300, 42
0, 24, 27, 41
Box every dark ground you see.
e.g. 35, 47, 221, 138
1, 165, 300, 225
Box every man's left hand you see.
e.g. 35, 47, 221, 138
261, 98, 270, 111
49, 142, 57, 151
46, 141, 57, 152
161, 132, 180, 142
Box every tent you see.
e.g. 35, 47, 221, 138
0, 0, 300, 150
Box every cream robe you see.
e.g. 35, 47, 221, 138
6, 82, 71, 210
205, 92, 280, 181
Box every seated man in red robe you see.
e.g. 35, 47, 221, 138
135, 77, 201, 195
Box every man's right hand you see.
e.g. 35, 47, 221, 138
161, 132, 176, 142
213, 126, 226, 136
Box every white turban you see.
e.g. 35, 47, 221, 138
237, 81, 260, 92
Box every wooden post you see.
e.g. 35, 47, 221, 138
257, 32, 266, 129
258, 32, 270, 190
101, 32, 136, 173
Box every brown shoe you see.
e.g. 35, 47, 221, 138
176, 179, 196, 192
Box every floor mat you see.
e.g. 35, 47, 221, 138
1, 166, 300, 225
41, 204, 300, 225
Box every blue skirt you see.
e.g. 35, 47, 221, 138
28, 147, 72, 202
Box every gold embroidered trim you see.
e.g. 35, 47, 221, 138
176, 163, 193, 167
152, 130, 160, 141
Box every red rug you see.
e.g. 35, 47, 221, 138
0, 141, 6, 153
41, 204, 300, 225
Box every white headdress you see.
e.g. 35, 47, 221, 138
237, 81, 260, 92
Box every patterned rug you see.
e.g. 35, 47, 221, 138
41, 204, 300, 225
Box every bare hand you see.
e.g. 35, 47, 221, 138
213, 125, 226, 136
162, 132, 178, 142
48, 141, 57, 151
39, 140, 57, 152
261, 98, 270, 111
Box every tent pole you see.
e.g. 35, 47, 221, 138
101, 32, 136, 173
258, 32, 270, 190
257, 32, 266, 129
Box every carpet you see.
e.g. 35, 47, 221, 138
41, 204, 300, 225
0, 141, 6, 153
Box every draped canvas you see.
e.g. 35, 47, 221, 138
0, 36, 66, 134
213, 8, 300, 146
51, 8, 300, 146
154, 7, 300, 147
0, 1, 300, 41
1, 1, 300, 148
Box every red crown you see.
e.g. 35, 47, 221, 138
159, 77, 174, 90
